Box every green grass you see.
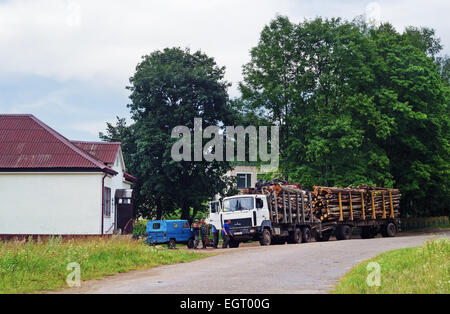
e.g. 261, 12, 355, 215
333, 238, 450, 294
0, 237, 208, 294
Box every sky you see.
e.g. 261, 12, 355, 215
0, 0, 448, 140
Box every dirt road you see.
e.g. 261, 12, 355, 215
61, 231, 449, 294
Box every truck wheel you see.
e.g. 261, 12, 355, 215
382, 223, 397, 237
187, 239, 194, 249
260, 229, 271, 246
301, 227, 312, 243
288, 228, 302, 244
168, 239, 176, 249
229, 240, 240, 248
315, 230, 331, 242
336, 225, 352, 240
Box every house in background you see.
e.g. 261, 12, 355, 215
0, 114, 136, 238
226, 164, 258, 190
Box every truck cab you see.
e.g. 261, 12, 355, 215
208, 195, 271, 246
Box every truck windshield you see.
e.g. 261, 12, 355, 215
223, 197, 254, 212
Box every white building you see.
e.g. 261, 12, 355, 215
226, 165, 258, 190
0, 114, 136, 238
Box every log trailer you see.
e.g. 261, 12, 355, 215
208, 185, 400, 247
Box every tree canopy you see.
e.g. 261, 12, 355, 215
240, 16, 449, 217
103, 17, 449, 219
101, 48, 236, 221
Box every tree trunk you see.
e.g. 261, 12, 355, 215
156, 198, 163, 220
181, 203, 190, 222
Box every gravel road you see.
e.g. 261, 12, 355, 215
61, 231, 449, 294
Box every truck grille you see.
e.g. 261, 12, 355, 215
229, 218, 253, 228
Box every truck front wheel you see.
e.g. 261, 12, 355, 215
260, 229, 272, 246
229, 240, 240, 248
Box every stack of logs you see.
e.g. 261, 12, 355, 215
312, 185, 401, 222
248, 182, 401, 223
259, 184, 317, 223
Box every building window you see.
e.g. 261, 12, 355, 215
236, 173, 252, 189
104, 187, 111, 217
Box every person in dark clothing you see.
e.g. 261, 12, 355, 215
222, 220, 231, 248
211, 224, 219, 248
200, 219, 208, 249
192, 219, 200, 249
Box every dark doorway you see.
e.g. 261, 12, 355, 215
115, 189, 134, 234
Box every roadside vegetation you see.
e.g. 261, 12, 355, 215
404, 223, 450, 233
333, 239, 450, 294
0, 237, 208, 294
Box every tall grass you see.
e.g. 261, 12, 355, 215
0, 237, 206, 294
333, 238, 450, 294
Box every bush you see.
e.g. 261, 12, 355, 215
133, 219, 148, 237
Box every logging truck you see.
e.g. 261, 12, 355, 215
208, 185, 400, 247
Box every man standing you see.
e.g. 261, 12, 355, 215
222, 220, 231, 249
211, 224, 219, 248
200, 219, 208, 249
192, 219, 200, 249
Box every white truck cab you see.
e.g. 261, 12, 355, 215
208, 194, 271, 246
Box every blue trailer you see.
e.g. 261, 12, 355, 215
146, 220, 195, 249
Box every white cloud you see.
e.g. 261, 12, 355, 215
69, 121, 107, 137
5, 87, 84, 115
0, 0, 448, 98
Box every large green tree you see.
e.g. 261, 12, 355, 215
102, 48, 236, 221
240, 16, 449, 217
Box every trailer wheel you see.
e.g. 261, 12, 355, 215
336, 225, 352, 240
187, 238, 194, 249
288, 228, 302, 244
382, 223, 397, 237
168, 239, 176, 249
260, 229, 272, 246
301, 227, 312, 243
315, 230, 331, 242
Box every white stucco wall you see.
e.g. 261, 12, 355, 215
0, 172, 104, 235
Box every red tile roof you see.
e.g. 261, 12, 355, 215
71, 141, 121, 165
0, 114, 117, 174
123, 171, 137, 182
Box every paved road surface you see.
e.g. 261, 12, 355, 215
62, 231, 449, 294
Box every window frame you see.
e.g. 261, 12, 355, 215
236, 172, 252, 189
104, 187, 112, 217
